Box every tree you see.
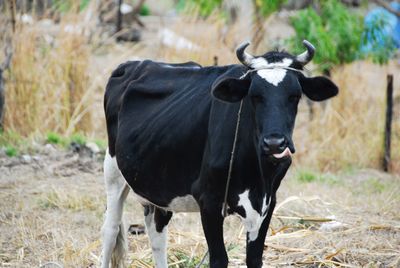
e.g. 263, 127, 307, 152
288, 0, 398, 73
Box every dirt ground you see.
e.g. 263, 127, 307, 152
0, 147, 399, 268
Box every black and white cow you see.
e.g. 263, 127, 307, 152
101, 41, 338, 268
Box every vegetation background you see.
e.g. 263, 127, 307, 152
0, 0, 399, 267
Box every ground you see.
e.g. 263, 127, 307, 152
0, 147, 399, 268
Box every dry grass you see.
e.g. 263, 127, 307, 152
0, 151, 399, 267
293, 61, 400, 172
3, 14, 92, 136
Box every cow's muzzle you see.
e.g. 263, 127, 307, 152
262, 135, 293, 160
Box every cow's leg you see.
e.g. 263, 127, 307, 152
200, 201, 228, 268
245, 195, 276, 268
144, 205, 173, 268
101, 150, 130, 268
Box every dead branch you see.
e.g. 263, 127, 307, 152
131, 0, 146, 28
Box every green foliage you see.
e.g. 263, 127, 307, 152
254, 0, 287, 17
297, 170, 317, 183
0, 130, 23, 157
46, 132, 63, 145
289, 0, 363, 72
5, 145, 18, 157
289, 0, 397, 70
361, 13, 397, 64
139, 4, 151, 16
176, 0, 223, 17
297, 170, 340, 184
52, 0, 90, 13
177, 0, 286, 18
70, 133, 86, 146
0, 130, 22, 147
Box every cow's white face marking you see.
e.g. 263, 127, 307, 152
237, 190, 271, 242
254, 58, 293, 87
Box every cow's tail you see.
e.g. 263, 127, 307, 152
111, 219, 127, 268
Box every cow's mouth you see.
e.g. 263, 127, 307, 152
272, 147, 292, 159
262, 147, 293, 163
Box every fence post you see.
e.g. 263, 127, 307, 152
116, 0, 123, 33
0, 69, 4, 130
383, 74, 393, 172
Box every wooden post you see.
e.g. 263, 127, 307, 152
383, 74, 393, 172
10, 0, 16, 33
213, 56, 218, 66
116, 0, 123, 33
0, 69, 4, 130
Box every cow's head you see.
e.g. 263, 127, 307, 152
212, 40, 338, 162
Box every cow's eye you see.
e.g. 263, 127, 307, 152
289, 95, 301, 103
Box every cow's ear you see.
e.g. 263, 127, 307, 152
212, 76, 250, 103
299, 74, 338, 101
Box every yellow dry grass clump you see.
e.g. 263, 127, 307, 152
293, 61, 400, 172
4, 15, 92, 136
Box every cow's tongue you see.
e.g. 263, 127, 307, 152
273, 148, 292, 159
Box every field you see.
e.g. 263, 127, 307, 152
0, 148, 399, 267
1, 1, 400, 267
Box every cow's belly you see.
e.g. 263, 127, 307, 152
105, 149, 200, 213
132, 191, 200, 212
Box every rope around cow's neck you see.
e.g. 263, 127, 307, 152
222, 99, 244, 217
195, 99, 244, 268
239, 66, 305, 79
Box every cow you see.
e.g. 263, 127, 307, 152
101, 40, 338, 268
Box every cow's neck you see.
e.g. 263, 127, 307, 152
234, 98, 277, 192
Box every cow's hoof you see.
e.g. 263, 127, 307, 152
246, 259, 262, 268
209, 258, 228, 268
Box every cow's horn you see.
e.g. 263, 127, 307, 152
236, 41, 255, 68
296, 40, 315, 65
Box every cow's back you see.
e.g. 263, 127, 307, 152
104, 60, 229, 205
105, 60, 202, 156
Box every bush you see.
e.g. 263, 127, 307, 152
46, 132, 63, 145
289, 0, 398, 71
139, 4, 151, 16
289, 0, 364, 73
5, 145, 17, 157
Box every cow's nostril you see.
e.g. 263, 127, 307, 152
263, 136, 286, 153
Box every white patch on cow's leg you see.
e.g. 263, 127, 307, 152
144, 208, 168, 268
101, 149, 130, 268
237, 190, 270, 242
